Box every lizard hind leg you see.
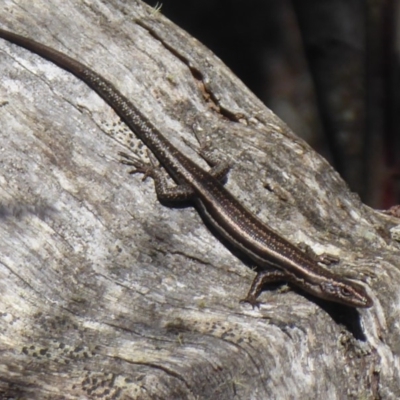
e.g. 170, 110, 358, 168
184, 126, 232, 182
119, 151, 194, 203
119, 151, 155, 181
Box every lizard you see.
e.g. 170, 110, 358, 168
0, 27, 373, 308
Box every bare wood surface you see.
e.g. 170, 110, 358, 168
0, 1, 399, 399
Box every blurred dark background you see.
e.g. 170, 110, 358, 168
143, 0, 400, 208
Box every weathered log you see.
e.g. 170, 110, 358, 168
0, 1, 398, 398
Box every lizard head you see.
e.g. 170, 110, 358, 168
319, 279, 373, 308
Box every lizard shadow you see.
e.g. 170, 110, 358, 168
296, 291, 367, 341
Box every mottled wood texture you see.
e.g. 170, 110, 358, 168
0, 0, 398, 399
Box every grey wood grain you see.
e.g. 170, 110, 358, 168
0, 0, 398, 399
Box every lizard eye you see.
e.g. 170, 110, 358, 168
340, 287, 353, 297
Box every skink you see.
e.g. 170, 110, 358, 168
0, 28, 372, 308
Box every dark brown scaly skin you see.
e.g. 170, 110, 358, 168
0, 28, 372, 308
